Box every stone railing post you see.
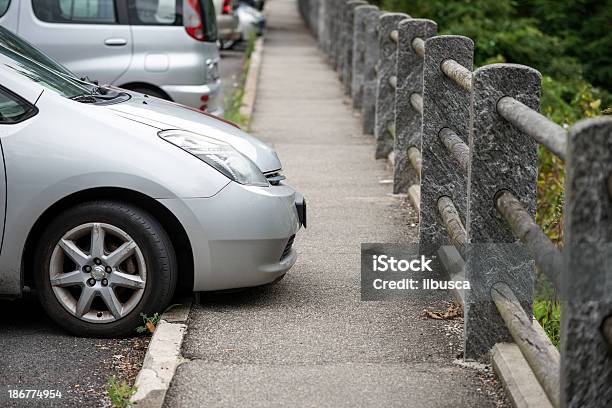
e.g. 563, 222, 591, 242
310, 0, 319, 38
342, 1, 367, 95
465, 64, 540, 360
561, 116, 612, 407
351, 5, 378, 110
393, 19, 437, 194
324, 0, 336, 57
317, 0, 328, 51
361, 6, 381, 135
419, 35, 473, 256
374, 13, 409, 159
331, 0, 348, 71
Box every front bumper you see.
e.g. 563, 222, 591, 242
161, 80, 224, 116
159, 182, 303, 291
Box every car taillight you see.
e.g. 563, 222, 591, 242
222, 0, 232, 15
184, 0, 205, 41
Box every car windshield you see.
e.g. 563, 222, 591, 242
0, 26, 74, 78
0, 45, 91, 99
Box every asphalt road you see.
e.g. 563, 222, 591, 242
0, 43, 248, 408
0, 293, 149, 407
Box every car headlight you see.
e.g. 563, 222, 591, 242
159, 129, 268, 187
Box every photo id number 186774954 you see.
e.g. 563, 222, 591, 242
8, 389, 62, 399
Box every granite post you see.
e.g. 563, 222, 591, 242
343, 1, 367, 95
332, 1, 348, 70
464, 64, 540, 360
374, 13, 410, 159
361, 6, 381, 135
351, 6, 378, 110
317, 0, 328, 50
419, 35, 473, 256
561, 117, 612, 407
393, 19, 437, 194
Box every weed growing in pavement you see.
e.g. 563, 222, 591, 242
107, 376, 136, 408
135, 312, 161, 334
224, 31, 258, 127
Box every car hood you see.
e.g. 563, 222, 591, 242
107, 92, 281, 173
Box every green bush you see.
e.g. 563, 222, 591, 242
533, 300, 561, 348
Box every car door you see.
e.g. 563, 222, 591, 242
17, 0, 133, 85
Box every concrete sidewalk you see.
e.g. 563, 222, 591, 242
163, 0, 508, 406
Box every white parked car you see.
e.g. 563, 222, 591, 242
0, 27, 305, 337
0, 0, 224, 114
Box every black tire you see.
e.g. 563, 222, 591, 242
127, 87, 170, 100
34, 201, 177, 337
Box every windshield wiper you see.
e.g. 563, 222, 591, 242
69, 94, 97, 103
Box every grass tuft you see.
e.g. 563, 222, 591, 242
107, 375, 137, 408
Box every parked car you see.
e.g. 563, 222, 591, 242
213, 0, 240, 49
0, 0, 224, 115
0, 27, 305, 337
236, 1, 265, 40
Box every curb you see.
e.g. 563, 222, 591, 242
240, 37, 265, 127
131, 300, 191, 407
491, 343, 554, 408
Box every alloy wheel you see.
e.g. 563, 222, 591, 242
49, 222, 147, 323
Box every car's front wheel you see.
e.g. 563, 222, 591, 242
34, 201, 177, 337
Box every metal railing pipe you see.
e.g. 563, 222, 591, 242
387, 123, 396, 139
389, 29, 398, 43
437, 196, 468, 259
407, 147, 422, 176
411, 37, 424, 57
438, 128, 469, 174
410, 93, 423, 114
388, 75, 397, 90
495, 191, 563, 290
497, 96, 567, 160
441, 59, 472, 92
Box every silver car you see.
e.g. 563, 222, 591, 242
0, 0, 224, 114
213, 0, 240, 49
0, 28, 305, 337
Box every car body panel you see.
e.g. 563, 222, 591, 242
159, 181, 300, 291
107, 90, 282, 173
17, 0, 133, 85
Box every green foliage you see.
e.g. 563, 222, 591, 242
107, 376, 137, 408
533, 300, 561, 348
